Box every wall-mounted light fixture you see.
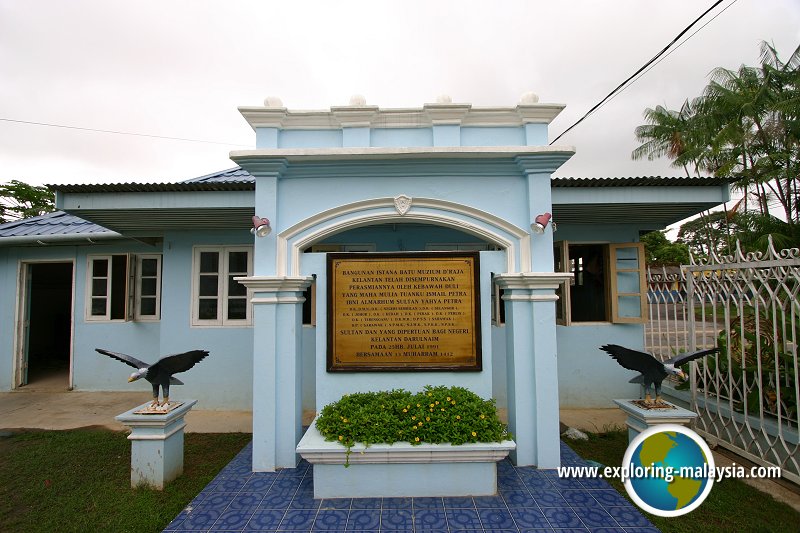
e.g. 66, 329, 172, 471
531, 212, 553, 234
251, 215, 272, 237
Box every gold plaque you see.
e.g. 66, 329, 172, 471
327, 252, 481, 372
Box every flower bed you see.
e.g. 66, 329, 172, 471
315, 385, 511, 451
296, 386, 516, 498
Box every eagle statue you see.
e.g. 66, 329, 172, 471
600, 344, 719, 405
96, 348, 209, 407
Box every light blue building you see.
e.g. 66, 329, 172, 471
0, 96, 728, 471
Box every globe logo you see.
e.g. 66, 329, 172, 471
622, 424, 715, 517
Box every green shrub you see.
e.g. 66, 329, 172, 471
315, 385, 511, 453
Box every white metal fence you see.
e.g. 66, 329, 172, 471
646, 237, 800, 485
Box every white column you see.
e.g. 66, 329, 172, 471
236, 276, 313, 471
495, 272, 572, 468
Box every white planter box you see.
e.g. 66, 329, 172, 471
296, 419, 516, 498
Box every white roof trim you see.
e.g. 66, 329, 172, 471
231, 145, 576, 163
0, 231, 122, 245
238, 103, 566, 130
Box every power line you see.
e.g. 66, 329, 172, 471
0, 117, 250, 148
550, 0, 728, 145
601, 0, 739, 110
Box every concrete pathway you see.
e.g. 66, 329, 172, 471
0, 389, 252, 433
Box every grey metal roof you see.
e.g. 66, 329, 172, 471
50, 181, 254, 194
50, 171, 729, 193
551, 176, 733, 187
27, 170, 729, 240
0, 210, 111, 237
181, 167, 255, 183
47, 167, 255, 194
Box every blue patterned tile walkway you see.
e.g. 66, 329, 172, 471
164, 441, 657, 532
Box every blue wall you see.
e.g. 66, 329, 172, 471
0, 231, 255, 410
554, 223, 647, 407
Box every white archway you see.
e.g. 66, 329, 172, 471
276, 196, 531, 276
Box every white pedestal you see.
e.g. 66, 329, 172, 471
614, 399, 697, 443
115, 400, 197, 489
297, 419, 515, 498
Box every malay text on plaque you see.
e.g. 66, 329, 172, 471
327, 252, 482, 371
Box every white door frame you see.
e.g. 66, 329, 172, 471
14, 259, 76, 389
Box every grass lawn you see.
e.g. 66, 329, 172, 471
3, 427, 798, 532
0, 428, 250, 533
566, 430, 800, 533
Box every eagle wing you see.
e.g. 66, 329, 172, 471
666, 348, 720, 367
95, 348, 149, 370
150, 350, 209, 376
600, 344, 664, 375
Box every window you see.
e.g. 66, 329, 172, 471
490, 273, 505, 326
192, 246, 252, 326
135, 255, 162, 320
554, 241, 646, 325
86, 254, 162, 321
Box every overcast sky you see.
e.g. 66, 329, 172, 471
0, 0, 798, 189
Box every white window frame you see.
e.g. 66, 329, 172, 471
86, 253, 162, 322
134, 254, 162, 321
86, 254, 115, 321
191, 246, 253, 327
554, 241, 647, 326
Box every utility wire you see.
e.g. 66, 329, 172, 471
600, 0, 739, 110
0, 117, 250, 148
550, 0, 727, 145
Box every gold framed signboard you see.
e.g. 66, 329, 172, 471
327, 252, 482, 372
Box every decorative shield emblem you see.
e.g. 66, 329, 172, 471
394, 195, 412, 216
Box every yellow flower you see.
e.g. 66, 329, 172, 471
343, 418, 349, 423
430, 404, 435, 408
446, 397, 451, 401
480, 414, 485, 419
435, 401, 439, 405
427, 392, 432, 397
338, 435, 343, 441
416, 404, 421, 407
429, 408, 434, 412
402, 408, 407, 413
415, 437, 420, 442
451, 401, 456, 405
412, 425, 418, 430
426, 417, 430, 421
440, 408, 445, 411
471, 431, 477, 437
456, 415, 461, 420
418, 421, 423, 426
411, 416, 416, 420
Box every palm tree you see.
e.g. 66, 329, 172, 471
632, 101, 697, 176
634, 40, 800, 231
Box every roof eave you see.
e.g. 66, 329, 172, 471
0, 231, 123, 246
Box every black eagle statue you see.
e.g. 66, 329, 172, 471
96, 348, 209, 407
600, 344, 719, 405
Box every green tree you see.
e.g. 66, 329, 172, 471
641, 230, 690, 266
0, 180, 56, 223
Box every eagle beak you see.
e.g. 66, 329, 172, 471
128, 376, 135, 382
678, 370, 688, 380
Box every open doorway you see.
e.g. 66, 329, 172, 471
16, 262, 74, 389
